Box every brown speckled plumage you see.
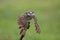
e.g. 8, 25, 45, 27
17, 10, 40, 40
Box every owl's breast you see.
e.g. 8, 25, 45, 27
26, 16, 32, 20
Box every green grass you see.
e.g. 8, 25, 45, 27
0, 0, 60, 40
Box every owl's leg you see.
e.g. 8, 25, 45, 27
20, 29, 23, 34
20, 22, 29, 40
20, 28, 27, 40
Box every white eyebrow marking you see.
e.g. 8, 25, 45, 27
30, 11, 32, 13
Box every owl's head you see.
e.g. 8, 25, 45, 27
26, 10, 35, 16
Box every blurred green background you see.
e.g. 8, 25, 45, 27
0, 0, 60, 40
